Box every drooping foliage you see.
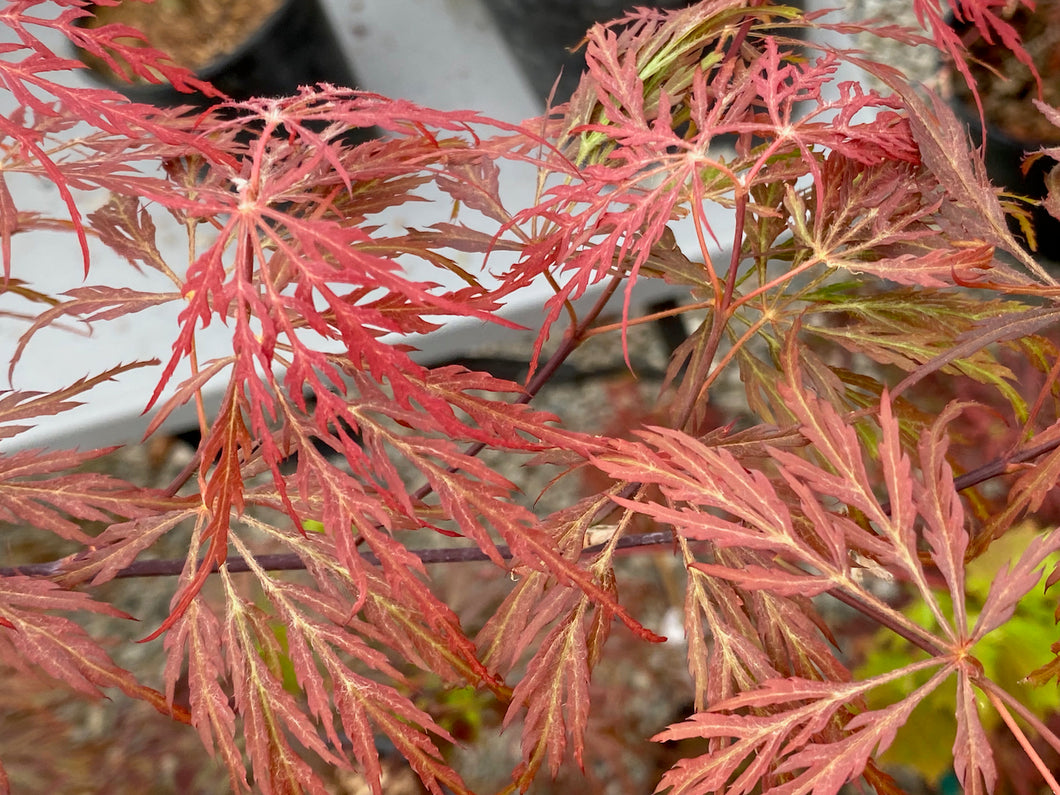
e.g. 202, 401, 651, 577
2, 0, 1060, 792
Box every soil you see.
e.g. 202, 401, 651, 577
83, 0, 285, 79
952, 0, 1060, 144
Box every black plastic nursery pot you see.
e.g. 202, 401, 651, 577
78, 0, 358, 110
954, 102, 1060, 265
950, 3, 1060, 264
481, 0, 694, 106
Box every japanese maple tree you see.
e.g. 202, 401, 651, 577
2, 0, 1060, 792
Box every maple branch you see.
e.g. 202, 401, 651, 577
870, 433, 1060, 519
824, 584, 948, 658
0, 531, 675, 581
724, 194, 747, 310
954, 435, 1060, 493
409, 271, 625, 504
978, 677, 1060, 759
164, 446, 203, 498
525, 272, 627, 397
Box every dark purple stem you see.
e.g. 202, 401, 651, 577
0, 531, 675, 580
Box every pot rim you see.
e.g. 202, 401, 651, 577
76, 0, 298, 90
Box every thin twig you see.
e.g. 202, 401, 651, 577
411, 271, 625, 504
4, 419, 1059, 582
0, 531, 676, 580
981, 681, 1060, 794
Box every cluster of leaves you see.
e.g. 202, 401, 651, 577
856, 523, 1060, 784
2, 0, 1060, 792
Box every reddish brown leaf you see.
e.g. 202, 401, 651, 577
953, 670, 996, 795
885, 81, 1045, 278
0, 447, 160, 541
145, 384, 253, 641
164, 601, 247, 791
505, 596, 595, 785
655, 663, 950, 795
0, 575, 188, 723
973, 525, 1060, 641
690, 561, 833, 597
916, 400, 973, 631
0, 361, 158, 437
87, 194, 167, 272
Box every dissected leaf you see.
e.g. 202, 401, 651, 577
0, 361, 157, 437
0, 575, 188, 723
2, 1, 1060, 793
973, 525, 1060, 641
654, 664, 950, 795
506, 595, 595, 786
0, 447, 160, 541
883, 80, 1045, 277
